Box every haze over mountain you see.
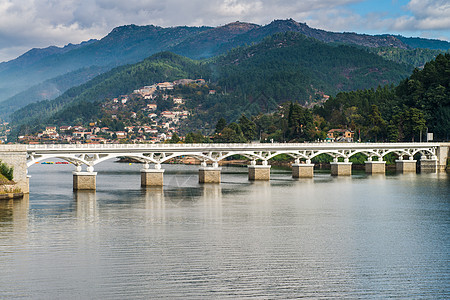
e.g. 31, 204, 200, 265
0, 19, 449, 119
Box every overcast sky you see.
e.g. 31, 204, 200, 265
0, 0, 449, 62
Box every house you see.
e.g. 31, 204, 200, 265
44, 126, 57, 134
327, 129, 354, 142
73, 132, 90, 138
147, 103, 157, 111
173, 79, 194, 85
209, 90, 216, 95
115, 131, 127, 139
173, 97, 184, 105
157, 82, 174, 90
73, 126, 86, 132
161, 111, 177, 120
89, 137, 107, 144
59, 126, 72, 132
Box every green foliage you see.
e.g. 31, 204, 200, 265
315, 53, 450, 141
349, 153, 367, 164
184, 131, 210, 143
210, 32, 411, 106
215, 118, 227, 133
386, 35, 450, 51
238, 115, 257, 141
367, 47, 445, 68
0, 160, 14, 181
311, 153, 333, 163
169, 133, 180, 143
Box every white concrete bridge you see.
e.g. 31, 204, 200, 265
0, 143, 448, 192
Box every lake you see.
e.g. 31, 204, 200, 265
1, 161, 449, 298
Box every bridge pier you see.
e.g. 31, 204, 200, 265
248, 161, 271, 181
420, 156, 438, 173
436, 144, 449, 172
395, 158, 416, 173
330, 159, 352, 176
141, 164, 164, 187
365, 158, 386, 174
199, 162, 221, 183
292, 159, 314, 178
73, 166, 97, 190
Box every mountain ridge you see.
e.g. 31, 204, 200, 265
0, 19, 448, 116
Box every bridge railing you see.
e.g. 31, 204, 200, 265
27, 142, 441, 151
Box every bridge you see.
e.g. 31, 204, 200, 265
0, 142, 449, 192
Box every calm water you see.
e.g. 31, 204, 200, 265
0, 161, 449, 299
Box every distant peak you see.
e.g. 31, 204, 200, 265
220, 21, 260, 29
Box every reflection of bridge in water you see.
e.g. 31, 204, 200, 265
23, 143, 448, 191
0, 143, 448, 192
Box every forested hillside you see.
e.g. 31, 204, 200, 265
205, 53, 449, 144
366, 47, 445, 68
212, 32, 411, 101
314, 53, 449, 141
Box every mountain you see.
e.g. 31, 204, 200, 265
0, 25, 209, 103
169, 21, 260, 59
0, 39, 96, 71
0, 19, 446, 115
378, 35, 450, 51
0, 65, 109, 119
9, 32, 413, 137
169, 19, 410, 60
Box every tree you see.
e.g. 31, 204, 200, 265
238, 115, 257, 141
169, 132, 180, 143
0, 160, 14, 181
215, 117, 227, 133
215, 127, 245, 143
185, 131, 209, 143
367, 104, 387, 141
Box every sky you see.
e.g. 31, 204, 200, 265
0, 0, 449, 62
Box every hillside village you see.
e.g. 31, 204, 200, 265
0, 76, 354, 145
11, 78, 213, 144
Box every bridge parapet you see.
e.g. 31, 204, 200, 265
0, 145, 29, 193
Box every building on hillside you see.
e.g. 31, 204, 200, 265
173, 97, 184, 105
44, 127, 57, 134
157, 82, 174, 90
146, 103, 157, 111
59, 126, 72, 132
115, 131, 127, 139
327, 129, 354, 142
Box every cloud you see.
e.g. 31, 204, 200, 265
0, 0, 448, 62
391, 0, 450, 31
